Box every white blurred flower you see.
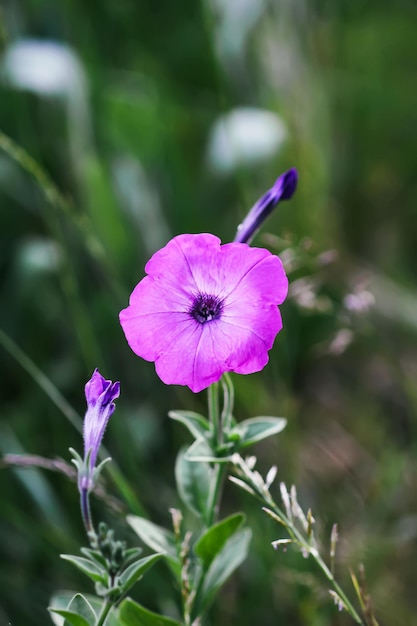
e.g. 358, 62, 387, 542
207, 107, 287, 174
2, 39, 86, 97
245, 455, 257, 470
2, 39, 91, 170
265, 465, 278, 489
17, 237, 62, 274
272, 538, 292, 550
209, 0, 268, 59
328, 329, 354, 356
344, 290, 375, 313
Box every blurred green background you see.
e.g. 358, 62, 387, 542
1, 0, 417, 624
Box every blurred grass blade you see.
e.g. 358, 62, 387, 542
0, 326, 82, 432
0, 130, 103, 369
0, 425, 69, 530
0, 130, 125, 302
0, 326, 145, 515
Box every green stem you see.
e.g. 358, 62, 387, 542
266, 498, 363, 624
220, 373, 234, 430
206, 463, 226, 527
206, 381, 225, 526
96, 599, 112, 626
314, 552, 363, 624
206, 375, 236, 526
207, 381, 221, 446
233, 456, 363, 624
80, 487, 94, 537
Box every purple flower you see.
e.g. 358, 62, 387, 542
119, 233, 288, 393
234, 168, 298, 244
81, 369, 120, 490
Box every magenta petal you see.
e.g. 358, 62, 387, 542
119, 233, 289, 392
154, 324, 224, 393
221, 308, 283, 374
145, 232, 222, 293
222, 245, 288, 305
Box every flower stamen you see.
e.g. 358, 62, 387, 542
189, 293, 224, 324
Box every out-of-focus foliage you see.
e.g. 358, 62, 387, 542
1, 0, 417, 624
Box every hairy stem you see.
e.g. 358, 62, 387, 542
207, 381, 221, 447
96, 599, 112, 626
220, 373, 234, 430
80, 487, 97, 544
233, 457, 364, 625
206, 463, 226, 527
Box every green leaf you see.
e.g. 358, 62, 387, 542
119, 598, 183, 626
197, 528, 252, 613
120, 553, 164, 592
175, 446, 212, 522
122, 547, 144, 567
49, 609, 90, 626
67, 594, 96, 626
127, 516, 180, 574
60, 554, 106, 583
168, 410, 210, 440
49, 592, 120, 626
184, 438, 232, 464
194, 513, 246, 569
230, 417, 287, 449
49, 594, 97, 626
80, 547, 107, 568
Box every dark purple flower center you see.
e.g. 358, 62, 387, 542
190, 293, 224, 324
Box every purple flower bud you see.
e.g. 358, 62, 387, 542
234, 168, 298, 244
81, 368, 120, 491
